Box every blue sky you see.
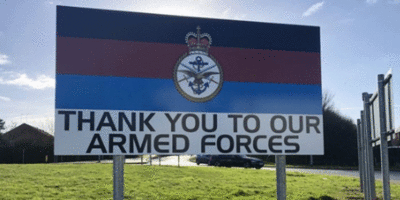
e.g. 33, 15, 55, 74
0, 0, 399, 133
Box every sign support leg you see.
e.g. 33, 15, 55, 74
276, 155, 286, 200
113, 155, 125, 200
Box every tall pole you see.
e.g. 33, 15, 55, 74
113, 155, 125, 200
378, 74, 391, 200
276, 155, 286, 200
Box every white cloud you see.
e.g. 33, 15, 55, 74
221, 8, 247, 20
302, 2, 324, 17
0, 73, 55, 89
0, 96, 11, 102
0, 53, 11, 65
222, 8, 231, 18
367, 0, 378, 4
5, 115, 54, 134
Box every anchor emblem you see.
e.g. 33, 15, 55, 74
173, 26, 223, 103
178, 56, 220, 95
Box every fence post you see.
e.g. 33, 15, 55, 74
363, 93, 376, 199
361, 111, 370, 199
378, 74, 391, 200
357, 119, 364, 192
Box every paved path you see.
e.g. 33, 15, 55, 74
285, 167, 400, 184
122, 155, 400, 184
125, 155, 198, 166
83, 155, 400, 184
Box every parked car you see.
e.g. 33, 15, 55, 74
196, 154, 211, 165
208, 155, 264, 169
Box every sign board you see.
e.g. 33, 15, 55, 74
55, 6, 323, 155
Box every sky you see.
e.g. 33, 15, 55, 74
0, 0, 399, 134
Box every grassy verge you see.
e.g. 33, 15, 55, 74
0, 164, 399, 199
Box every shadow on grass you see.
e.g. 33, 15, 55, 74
308, 195, 336, 200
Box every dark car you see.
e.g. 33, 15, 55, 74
196, 154, 211, 165
208, 155, 264, 169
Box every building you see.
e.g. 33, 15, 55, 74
0, 123, 53, 163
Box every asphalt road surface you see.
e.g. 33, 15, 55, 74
123, 155, 400, 184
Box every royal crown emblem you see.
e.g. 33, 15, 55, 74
185, 26, 212, 54
173, 26, 223, 103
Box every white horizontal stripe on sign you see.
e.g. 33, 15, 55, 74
55, 109, 323, 155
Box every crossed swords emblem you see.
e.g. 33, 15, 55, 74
177, 56, 220, 95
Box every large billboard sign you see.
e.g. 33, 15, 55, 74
55, 6, 323, 155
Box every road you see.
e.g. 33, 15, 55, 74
122, 155, 400, 184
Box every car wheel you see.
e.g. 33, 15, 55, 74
255, 167, 262, 169
244, 162, 251, 168
215, 161, 221, 167
196, 162, 200, 165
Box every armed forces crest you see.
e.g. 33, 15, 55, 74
173, 26, 223, 102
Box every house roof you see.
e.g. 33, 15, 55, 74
0, 134, 9, 148
2, 123, 53, 148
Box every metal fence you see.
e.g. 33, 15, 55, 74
357, 69, 395, 200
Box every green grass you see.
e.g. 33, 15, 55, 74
0, 164, 399, 199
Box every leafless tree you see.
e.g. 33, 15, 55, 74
5, 121, 17, 132
322, 90, 335, 112
41, 118, 54, 135
0, 119, 5, 134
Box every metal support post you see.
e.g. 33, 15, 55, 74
178, 155, 180, 167
378, 74, 391, 200
276, 155, 286, 200
113, 155, 125, 200
150, 155, 152, 165
361, 111, 370, 199
363, 93, 376, 199
357, 119, 364, 192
